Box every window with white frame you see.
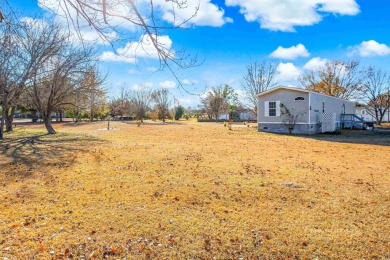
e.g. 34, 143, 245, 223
269, 102, 277, 116
265, 101, 280, 117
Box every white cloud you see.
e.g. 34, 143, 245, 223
152, 0, 232, 27
21, 17, 48, 27
348, 40, 390, 57
100, 34, 173, 63
235, 89, 246, 98
131, 84, 142, 91
276, 63, 301, 82
37, 0, 129, 45
21, 15, 116, 45
317, 0, 361, 15
303, 57, 328, 70
131, 82, 153, 90
159, 80, 177, 89
226, 78, 236, 85
128, 67, 158, 74
182, 79, 199, 85
147, 67, 158, 73
38, 0, 231, 49
178, 98, 192, 105
100, 52, 136, 63
128, 68, 141, 74
225, 0, 360, 32
270, 44, 310, 59
78, 31, 118, 45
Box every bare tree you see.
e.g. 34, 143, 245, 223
201, 85, 236, 121
362, 67, 390, 125
81, 67, 107, 122
1, 12, 66, 138
241, 60, 278, 115
0, 13, 17, 139
110, 84, 131, 121
300, 60, 364, 100
72, 89, 87, 122
130, 86, 152, 122
207, 94, 227, 121
151, 88, 170, 122
37, 0, 199, 86
24, 25, 95, 134
199, 99, 211, 120
280, 103, 305, 134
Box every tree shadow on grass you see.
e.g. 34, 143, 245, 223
0, 132, 105, 182
13, 119, 73, 126
61, 120, 186, 127
299, 130, 390, 147
121, 121, 185, 126
62, 121, 106, 127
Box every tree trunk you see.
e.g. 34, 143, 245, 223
44, 114, 56, 134
75, 111, 79, 122
91, 109, 94, 122
374, 106, 381, 125
5, 106, 15, 132
60, 110, 63, 122
45, 118, 56, 134
0, 107, 5, 139
0, 93, 9, 139
31, 110, 38, 122
379, 111, 385, 125
90, 93, 95, 122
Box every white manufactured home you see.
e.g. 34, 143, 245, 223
356, 105, 390, 123
257, 87, 356, 134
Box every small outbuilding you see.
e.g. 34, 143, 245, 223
257, 86, 356, 134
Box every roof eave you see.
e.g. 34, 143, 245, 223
256, 86, 308, 97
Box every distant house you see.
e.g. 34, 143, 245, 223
257, 86, 355, 134
218, 114, 229, 120
198, 113, 229, 120
356, 105, 390, 123
238, 109, 257, 121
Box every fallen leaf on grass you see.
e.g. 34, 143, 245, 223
37, 246, 47, 251
65, 248, 71, 256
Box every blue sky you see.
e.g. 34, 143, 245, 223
9, 0, 390, 107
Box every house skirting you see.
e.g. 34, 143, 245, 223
258, 122, 321, 134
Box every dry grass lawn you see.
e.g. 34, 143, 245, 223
377, 122, 390, 129
0, 120, 389, 259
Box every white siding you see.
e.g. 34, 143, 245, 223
257, 89, 309, 123
309, 92, 355, 124
257, 87, 357, 134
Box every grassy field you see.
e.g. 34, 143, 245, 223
0, 120, 389, 259
378, 122, 390, 129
